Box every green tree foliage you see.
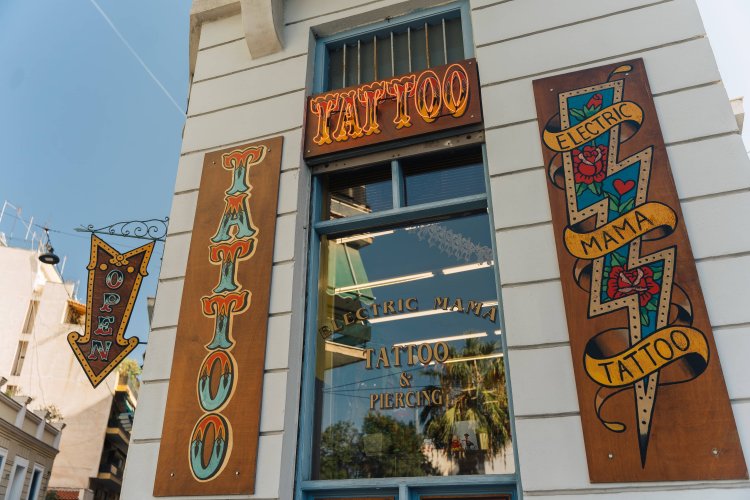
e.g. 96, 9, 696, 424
319, 413, 437, 479
420, 338, 511, 472
118, 358, 142, 379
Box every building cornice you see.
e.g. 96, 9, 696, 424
189, 0, 284, 80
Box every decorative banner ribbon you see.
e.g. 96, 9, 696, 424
564, 202, 677, 259
543, 101, 644, 152
584, 326, 709, 388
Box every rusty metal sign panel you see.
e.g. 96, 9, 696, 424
304, 59, 482, 161
532, 59, 746, 482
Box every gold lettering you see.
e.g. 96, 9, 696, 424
418, 344, 433, 365
435, 296, 449, 310
434, 342, 449, 363
391, 345, 404, 367
481, 306, 497, 323
467, 300, 482, 316
376, 347, 390, 369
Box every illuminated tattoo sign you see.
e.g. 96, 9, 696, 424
533, 59, 746, 481
155, 137, 283, 496
68, 235, 153, 387
303, 59, 482, 160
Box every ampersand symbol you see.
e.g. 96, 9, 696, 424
399, 372, 413, 388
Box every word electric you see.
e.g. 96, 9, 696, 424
319, 295, 498, 338
304, 59, 482, 159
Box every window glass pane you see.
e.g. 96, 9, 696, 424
360, 38, 376, 84
324, 14, 464, 91
428, 22, 445, 67
444, 17, 464, 63
313, 214, 513, 479
409, 25, 428, 72
376, 34, 393, 79
404, 149, 485, 206
328, 46, 344, 91
345, 43, 358, 88
392, 31, 410, 75
327, 166, 392, 220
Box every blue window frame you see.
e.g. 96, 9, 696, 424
299, 4, 520, 499
313, 2, 474, 94
297, 146, 520, 500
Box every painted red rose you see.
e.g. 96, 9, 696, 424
586, 93, 603, 109
607, 265, 660, 307
573, 144, 608, 185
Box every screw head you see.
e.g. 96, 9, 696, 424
607, 453, 614, 459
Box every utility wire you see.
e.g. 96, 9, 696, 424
87, 0, 186, 118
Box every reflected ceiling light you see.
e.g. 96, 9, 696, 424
393, 331, 488, 347
335, 230, 394, 244
335, 271, 434, 294
443, 352, 504, 364
494, 329, 502, 335
442, 261, 494, 275
368, 308, 446, 324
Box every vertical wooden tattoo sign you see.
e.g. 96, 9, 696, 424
532, 60, 746, 481
154, 137, 283, 495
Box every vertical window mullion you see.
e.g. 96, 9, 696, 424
407, 27, 412, 72
442, 18, 448, 65
399, 483, 409, 500
391, 31, 396, 77
392, 159, 405, 208
342, 43, 347, 87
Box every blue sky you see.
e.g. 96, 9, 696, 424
0, 1, 747, 366
0, 0, 190, 362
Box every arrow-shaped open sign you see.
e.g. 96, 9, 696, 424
68, 235, 154, 387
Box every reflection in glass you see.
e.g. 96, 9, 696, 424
403, 148, 485, 206
327, 166, 392, 220
313, 214, 513, 479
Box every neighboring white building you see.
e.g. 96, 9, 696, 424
0, 241, 132, 500
123, 1, 750, 499
0, 376, 64, 500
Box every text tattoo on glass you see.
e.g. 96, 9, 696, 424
533, 59, 745, 481
189, 146, 267, 481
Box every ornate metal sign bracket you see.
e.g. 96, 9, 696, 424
75, 218, 169, 242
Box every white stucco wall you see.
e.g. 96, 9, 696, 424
0, 246, 114, 492
122, 1, 750, 498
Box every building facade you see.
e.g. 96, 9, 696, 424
0, 242, 137, 500
0, 378, 63, 500
122, 1, 750, 499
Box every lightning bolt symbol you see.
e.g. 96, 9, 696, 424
560, 73, 675, 466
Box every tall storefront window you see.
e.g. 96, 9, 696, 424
299, 146, 516, 498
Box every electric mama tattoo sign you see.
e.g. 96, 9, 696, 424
154, 138, 283, 496
68, 236, 153, 387
303, 59, 482, 160
533, 60, 746, 481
